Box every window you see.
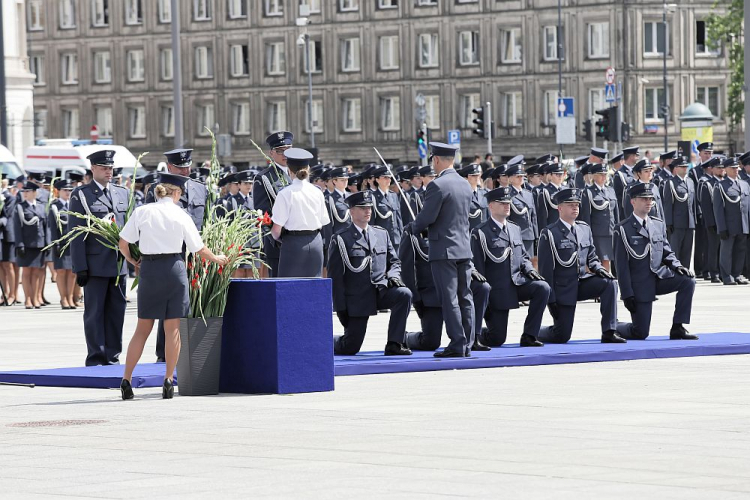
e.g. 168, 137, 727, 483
59, 0, 76, 28
228, 0, 247, 18
459, 93, 480, 128
125, 0, 143, 25
197, 103, 215, 135
500, 28, 521, 64
418, 33, 439, 68
28, 0, 45, 31
644, 87, 667, 121
458, 31, 479, 66
91, 0, 108, 27
61, 53, 78, 84
94, 51, 112, 83
588, 88, 604, 118
29, 55, 45, 85
232, 102, 251, 135
543, 90, 557, 126
266, 42, 286, 75
300, 0, 321, 14
341, 37, 361, 72
195, 46, 214, 78
342, 98, 361, 132
126, 49, 145, 82
380, 96, 400, 131
34, 110, 48, 140
194, 0, 212, 20
696, 86, 720, 118
160, 48, 173, 80
230, 44, 249, 77
500, 91, 523, 128
379, 35, 399, 70
378, 0, 397, 8
62, 108, 79, 138
95, 106, 113, 137
162, 105, 175, 137
644, 21, 666, 55
158, 0, 171, 23
305, 99, 324, 133
303, 40, 322, 74
588, 22, 609, 58
417, 0, 437, 5
339, 0, 358, 12
543, 26, 563, 61
696, 21, 720, 55
265, 0, 283, 16
424, 95, 440, 129
268, 101, 287, 132
128, 105, 146, 138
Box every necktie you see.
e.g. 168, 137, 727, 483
103, 187, 112, 206
500, 224, 507, 236
642, 219, 649, 235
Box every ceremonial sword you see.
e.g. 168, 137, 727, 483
373, 147, 417, 221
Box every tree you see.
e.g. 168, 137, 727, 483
706, 0, 743, 134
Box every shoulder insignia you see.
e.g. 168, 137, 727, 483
507, 220, 519, 227
576, 220, 590, 226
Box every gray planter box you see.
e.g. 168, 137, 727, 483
177, 317, 223, 396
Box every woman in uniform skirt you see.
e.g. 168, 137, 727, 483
49, 179, 77, 309
12, 182, 50, 309
270, 148, 330, 278
118, 173, 228, 400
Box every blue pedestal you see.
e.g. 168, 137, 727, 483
219, 279, 335, 394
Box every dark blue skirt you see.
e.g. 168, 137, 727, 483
53, 247, 73, 270
0, 241, 15, 263
18, 248, 46, 268
137, 255, 189, 320
278, 232, 323, 278
593, 235, 614, 261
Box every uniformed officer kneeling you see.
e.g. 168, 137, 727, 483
614, 182, 698, 340
472, 187, 550, 347
537, 188, 630, 344
328, 191, 413, 356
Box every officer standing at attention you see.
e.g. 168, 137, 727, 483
579, 163, 619, 271
537, 162, 566, 230
662, 156, 696, 268
411, 165, 435, 216
324, 167, 352, 252
472, 187, 550, 347
371, 166, 403, 252
69, 150, 130, 366
49, 179, 77, 309
623, 159, 664, 219
698, 157, 722, 282
614, 146, 640, 220
537, 188, 630, 344
13, 181, 50, 309
506, 158, 539, 266
459, 163, 488, 231
328, 191, 412, 356
253, 132, 294, 277
690, 142, 714, 276
233, 171, 261, 278
614, 183, 698, 340
408, 142, 475, 358
270, 148, 330, 278
712, 156, 750, 285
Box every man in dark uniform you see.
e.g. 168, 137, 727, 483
411, 165, 434, 216
614, 182, 698, 340
506, 159, 539, 264
371, 166, 403, 252
698, 157, 722, 282
579, 163, 619, 271
690, 142, 714, 277
654, 150, 676, 189
537, 188, 630, 344
575, 148, 606, 189
662, 156, 696, 267
252, 131, 293, 277
614, 145, 639, 221
610, 152, 624, 174
459, 163, 488, 231
328, 191, 412, 356
712, 156, 750, 285
325, 167, 351, 252
69, 150, 130, 366
472, 187, 549, 347
408, 142, 475, 357
537, 162, 565, 230
397, 166, 417, 226
689, 142, 714, 187
623, 159, 664, 219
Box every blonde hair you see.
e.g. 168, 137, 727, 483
154, 183, 182, 199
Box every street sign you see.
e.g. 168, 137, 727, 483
417, 142, 428, 159
605, 84, 616, 103
605, 67, 616, 85
90, 125, 99, 142
556, 97, 576, 145
447, 129, 461, 145
692, 139, 700, 154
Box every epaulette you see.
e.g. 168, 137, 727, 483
650, 216, 663, 222
112, 184, 129, 191
507, 220, 519, 227
369, 225, 388, 234
575, 220, 589, 227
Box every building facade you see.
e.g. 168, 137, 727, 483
4, 0, 36, 160
26, 0, 732, 167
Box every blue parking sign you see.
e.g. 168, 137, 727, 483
447, 129, 461, 145
418, 142, 428, 159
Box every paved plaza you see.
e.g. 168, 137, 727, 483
1, 279, 749, 498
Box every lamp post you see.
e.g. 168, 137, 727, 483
297, 11, 315, 148
170, 0, 183, 148
662, 3, 677, 150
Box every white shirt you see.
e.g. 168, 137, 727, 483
560, 219, 575, 232
633, 213, 649, 227
490, 217, 507, 232
93, 180, 110, 192
120, 197, 204, 254
271, 178, 330, 230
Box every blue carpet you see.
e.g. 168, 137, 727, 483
1, 333, 748, 389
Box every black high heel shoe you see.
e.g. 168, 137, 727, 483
162, 379, 174, 399
120, 379, 134, 400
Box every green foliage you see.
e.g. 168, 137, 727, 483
706, 0, 743, 132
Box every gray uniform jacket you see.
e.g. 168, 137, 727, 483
663, 176, 696, 230
399, 230, 440, 308
145, 178, 207, 230
12, 200, 49, 249
579, 184, 619, 236
712, 178, 750, 236
509, 187, 538, 241
372, 189, 403, 249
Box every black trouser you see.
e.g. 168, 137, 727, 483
694, 220, 705, 276
705, 226, 720, 278
83, 275, 126, 366
405, 303, 444, 351
668, 228, 694, 269
430, 259, 474, 354
481, 280, 550, 346
335, 286, 412, 355
719, 233, 747, 283
619, 274, 695, 340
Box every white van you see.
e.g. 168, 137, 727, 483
23, 143, 140, 180
0, 145, 24, 181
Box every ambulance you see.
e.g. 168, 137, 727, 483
23, 141, 140, 180
0, 145, 24, 181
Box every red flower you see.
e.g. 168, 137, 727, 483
257, 211, 272, 226
187, 261, 193, 270
191, 278, 198, 289
201, 257, 206, 264
218, 266, 223, 275
228, 244, 235, 250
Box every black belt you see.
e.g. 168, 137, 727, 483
141, 253, 181, 261
282, 229, 320, 236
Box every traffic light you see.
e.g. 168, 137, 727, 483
416, 129, 425, 148
621, 122, 631, 142
472, 106, 485, 138
583, 119, 593, 141
595, 106, 618, 142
